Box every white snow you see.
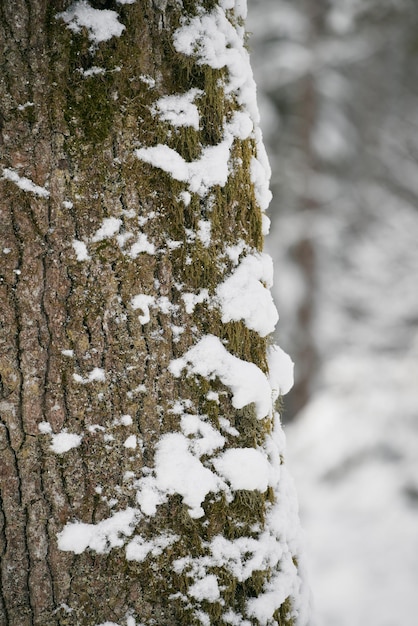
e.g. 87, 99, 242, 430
153, 432, 223, 518
182, 289, 210, 314
123, 435, 137, 449
58, 507, 139, 554
61, 349, 74, 357
17, 101, 34, 111
50, 431, 82, 454
92, 217, 122, 242
267, 344, 294, 399
129, 234, 155, 257
2, 167, 49, 198
251, 152, 272, 214
180, 413, 225, 456
80, 65, 106, 77
72, 239, 90, 261
57, 1, 125, 44
197, 219, 211, 248
169, 335, 271, 419
188, 575, 220, 602
126, 533, 178, 563
213, 448, 270, 491
136, 139, 232, 197
216, 253, 278, 337
131, 294, 155, 325
38, 421, 52, 434
153, 89, 202, 130
73, 367, 106, 384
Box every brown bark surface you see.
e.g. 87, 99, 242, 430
0, 2, 301, 625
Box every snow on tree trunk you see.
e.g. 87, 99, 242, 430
0, 1, 308, 624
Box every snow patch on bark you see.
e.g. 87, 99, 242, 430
216, 252, 278, 337
152, 89, 202, 129
2, 167, 50, 198
58, 507, 139, 554
50, 431, 83, 454
169, 335, 271, 419
57, 1, 125, 44
72, 239, 90, 261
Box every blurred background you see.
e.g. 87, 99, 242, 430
247, 1, 418, 624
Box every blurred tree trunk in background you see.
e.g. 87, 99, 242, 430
0, 1, 307, 625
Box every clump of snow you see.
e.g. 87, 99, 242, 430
72, 239, 90, 261
148, 432, 224, 519
213, 448, 270, 491
131, 294, 155, 325
136, 138, 232, 197
216, 253, 278, 337
179, 190, 191, 206
38, 421, 52, 434
180, 413, 225, 456
224, 239, 250, 265
61, 349, 74, 357
73, 367, 106, 384
92, 217, 122, 242
267, 344, 294, 399
169, 335, 271, 419
136, 111, 253, 197
58, 507, 139, 554
153, 89, 202, 130
251, 151, 272, 213
2, 167, 49, 198
57, 1, 125, 44
182, 289, 210, 314
123, 435, 137, 449
51, 431, 82, 454
129, 233, 155, 258
189, 575, 220, 602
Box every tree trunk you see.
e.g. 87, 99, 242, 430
0, 1, 307, 624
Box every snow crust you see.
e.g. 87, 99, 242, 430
57, 1, 125, 44
216, 253, 278, 336
2, 167, 49, 198
169, 335, 271, 419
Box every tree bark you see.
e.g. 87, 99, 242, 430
0, 1, 307, 624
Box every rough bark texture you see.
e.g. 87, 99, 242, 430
0, 2, 303, 625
